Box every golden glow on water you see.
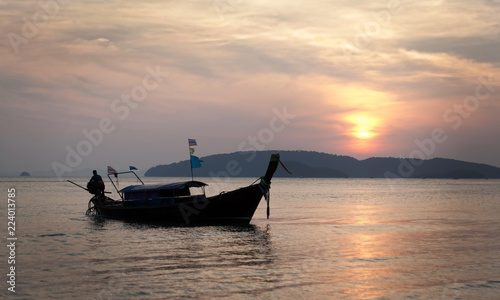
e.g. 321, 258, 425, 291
350, 205, 378, 225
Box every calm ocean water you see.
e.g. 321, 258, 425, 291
1, 177, 500, 299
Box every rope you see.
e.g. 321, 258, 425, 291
249, 178, 260, 186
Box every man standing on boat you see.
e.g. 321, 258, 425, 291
87, 170, 105, 197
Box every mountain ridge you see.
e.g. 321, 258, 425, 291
145, 150, 500, 178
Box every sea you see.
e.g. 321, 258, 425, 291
1, 176, 499, 299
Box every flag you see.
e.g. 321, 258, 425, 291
188, 138, 197, 146
190, 155, 202, 168
129, 166, 138, 171
190, 147, 195, 155
107, 166, 117, 174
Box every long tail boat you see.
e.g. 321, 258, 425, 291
74, 153, 283, 225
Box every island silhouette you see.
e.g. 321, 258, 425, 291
145, 150, 500, 179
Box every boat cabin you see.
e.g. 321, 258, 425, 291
118, 181, 207, 207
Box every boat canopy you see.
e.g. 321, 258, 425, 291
119, 181, 207, 193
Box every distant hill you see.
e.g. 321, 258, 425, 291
145, 150, 500, 178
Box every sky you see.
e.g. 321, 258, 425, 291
1, 0, 499, 176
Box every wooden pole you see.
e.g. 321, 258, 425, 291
188, 140, 194, 181
190, 157, 194, 181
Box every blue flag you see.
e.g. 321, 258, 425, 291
129, 166, 138, 171
190, 155, 202, 168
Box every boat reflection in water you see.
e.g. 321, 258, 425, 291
85, 220, 279, 298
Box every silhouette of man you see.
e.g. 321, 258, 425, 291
87, 170, 105, 197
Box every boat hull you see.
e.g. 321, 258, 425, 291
93, 183, 267, 225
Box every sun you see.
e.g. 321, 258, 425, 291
345, 114, 379, 140
354, 129, 375, 139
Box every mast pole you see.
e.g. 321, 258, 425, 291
190, 158, 194, 181
188, 139, 194, 181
